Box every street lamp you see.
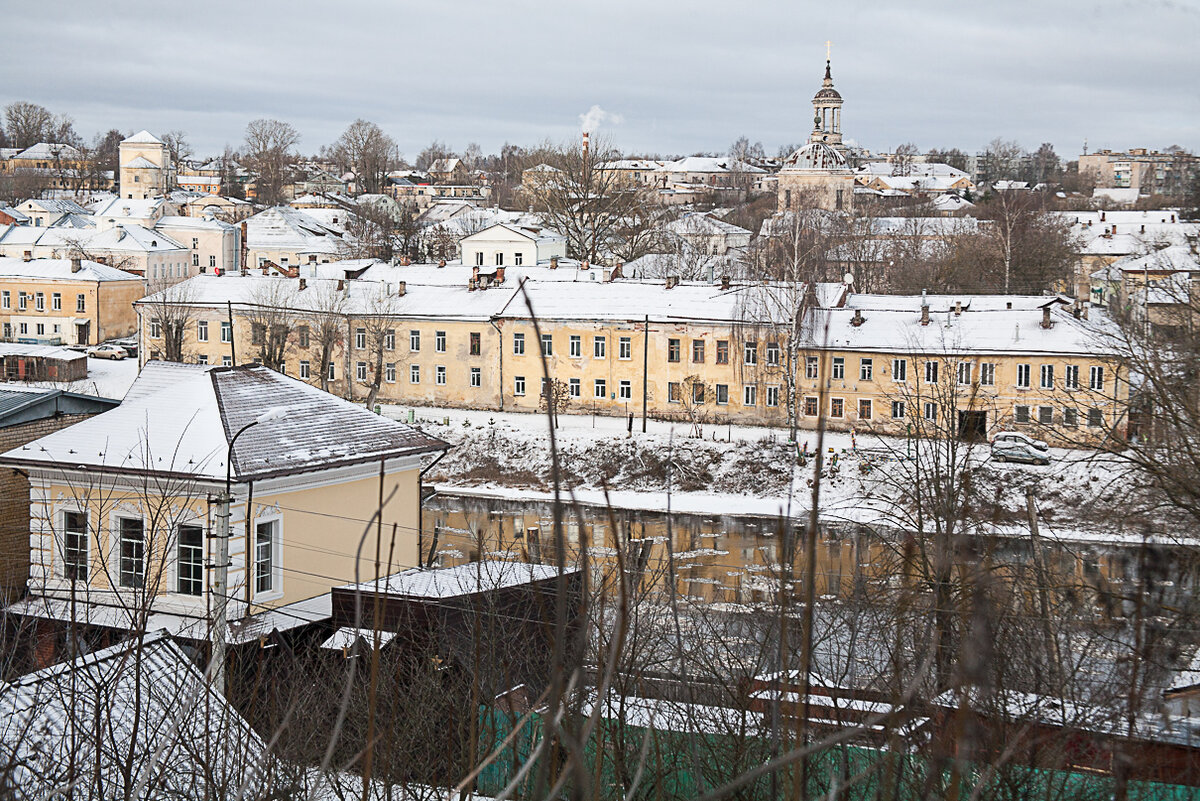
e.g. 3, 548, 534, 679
212, 406, 287, 696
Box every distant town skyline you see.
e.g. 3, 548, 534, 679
3, 0, 1198, 161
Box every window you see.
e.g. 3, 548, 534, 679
714, 383, 728, 404
475, 252, 484, 266
410, 330, 421, 351
355, 327, 366, 349
17, 293, 26, 311
831, 398, 844, 418
198, 355, 208, 365
0, 291, 7, 309
892, 358, 907, 382
568, 378, 581, 397
209, 255, 216, 268
514, 252, 523, 266
470, 332, 481, 355
514, 376, 526, 395
570, 335, 581, 357
150, 319, 162, 338
1089, 366, 1104, 391
540, 334, 552, 356
118, 517, 144, 589
385, 362, 395, 382
192, 253, 199, 267
223, 355, 233, 367
356, 361, 367, 382
1015, 405, 1030, 423
220, 321, 232, 343
18, 323, 26, 335
805, 356, 819, 379
197, 320, 208, 342
410, 364, 420, 383
435, 331, 446, 352
76, 294, 85, 313
1038, 406, 1054, 425
957, 362, 972, 385
250, 323, 265, 345
923, 402, 937, 421
300, 359, 310, 379
1040, 364, 1054, 389
860, 358, 873, 381
35, 323, 43, 336
668, 338, 681, 362
804, 396, 818, 416
980, 363, 995, 386
436, 365, 446, 385
51, 292, 60, 311
382, 329, 394, 351
1063, 407, 1078, 427
1064, 364, 1079, 390
594, 379, 607, 398
744, 385, 757, 406
470, 367, 481, 387
327, 361, 335, 380
63, 511, 87, 581
620, 336, 632, 360
191, 237, 199, 249
255, 520, 277, 595
744, 341, 757, 365
594, 336, 606, 359
35, 292, 44, 311
765, 385, 778, 407
832, 357, 845, 380
1016, 364, 1030, 388
620, 380, 633, 400
668, 382, 681, 403
177, 525, 203, 596
715, 340, 729, 364
765, 342, 780, 366
513, 332, 525, 355
891, 401, 906, 419
495, 252, 504, 266
1087, 408, 1103, 428
924, 361, 938, 384
858, 399, 872, 419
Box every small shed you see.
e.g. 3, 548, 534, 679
0, 344, 87, 383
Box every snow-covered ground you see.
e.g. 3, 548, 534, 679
384, 403, 1144, 542
0, 356, 139, 400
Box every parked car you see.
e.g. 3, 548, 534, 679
90, 345, 128, 360
991, 431, 1049, 452
991, 440, 1051, 466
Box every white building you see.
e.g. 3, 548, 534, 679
459, 222, 568, 268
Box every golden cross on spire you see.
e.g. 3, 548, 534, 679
826, 40, 832, 60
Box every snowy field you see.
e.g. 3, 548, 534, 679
383, 403, 1145, 543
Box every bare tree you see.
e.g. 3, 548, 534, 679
245, 279, 301, 370
142, 278, 197, 362
892, 142, 920, 177
160, 130, 191, 171
242, 119, 300, 206
3, 102, 78, 149
539, 377, 573, 429
328, 119, 400, 195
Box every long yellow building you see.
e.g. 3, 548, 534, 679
135, 270, 1129, 446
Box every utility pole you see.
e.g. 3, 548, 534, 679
211, 489, 232, 695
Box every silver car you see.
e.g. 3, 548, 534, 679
991, 440, 1051, 466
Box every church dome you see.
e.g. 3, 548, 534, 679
781, 141, 848, 171
814, 87, 842, 100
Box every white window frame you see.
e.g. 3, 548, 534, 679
859, 358, 873, 381
1017, 364, 1030, 389
435, 330, 446, 353
619, 336, 632, 360
594, 379, 607, 399
892, 358, 907, 382
410, 364, 420, 384
410, 330, 421, 352
743, 384, 757, 406
980, 363, 995, 386
620, 380, 633, 400
385, 362, 395, 383
832, 357, 845, 380
470, 367, 481, 387
299, 359, 310, 379
1040, 364, 1054, 389
514, 375, 526, 396
1089, 366, 1104, 391
436, 365, 446, 385
594, 336, 606, 359
197, 320, 208, 342
569, 335, 581, 358
513, 332, 525, 355
61, 508, 89, 582
176, 524, 204, 596
253, 516, 282, 600
569, 378, 581, 397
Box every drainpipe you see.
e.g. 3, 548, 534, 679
642, 315, 650, 433
490, 318, 504, 411
95, 281, 101, 345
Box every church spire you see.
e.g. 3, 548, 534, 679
811, 44, 844, 148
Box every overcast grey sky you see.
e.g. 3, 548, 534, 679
4, 0, 1197, 161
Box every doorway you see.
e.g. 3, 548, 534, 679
958, 410, 988, 442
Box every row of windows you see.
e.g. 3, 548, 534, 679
59, 512, 279, 596
4, 321, 63, 337
1, 290, 84, 312
473, 251, 525, 266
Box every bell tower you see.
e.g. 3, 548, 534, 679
810, 41, 844, 149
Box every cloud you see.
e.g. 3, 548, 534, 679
579, 105, 624, 134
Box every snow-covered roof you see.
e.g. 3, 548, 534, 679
93, 196, 167, 220
177, 174, 220, 187
19, 197, 88, 215
597, 159, 667, 171
460, 221, 565, 246
1110, 244, 1200, 274
48, 212, 95, 229
0, 255, 141, 282
244, 205, 347, 254
928, 194, 974, 212
428, 157, 462, 174
13, 142, 82, 161
0, 631, 271, 800
0, 361, 448, 482
122, 155, 159, 169
0, 205, 30, 222
664, 212, 752, 238
155, 214, 236, 232
866, 216, 982, 236
658, 156, 766, 174
0, 342, 85, 361
85, 223, 186, 253
343, 561, 577, 599
123, 129, 164, 144
781, 142, 849, 172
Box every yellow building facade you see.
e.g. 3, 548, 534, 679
0, 257, 145, 345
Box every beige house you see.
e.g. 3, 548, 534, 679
0, 361, 448, 640
243, 206, 348, 269
0, 256, 144, 345
155, 214, 241, 275
119, 130, 172, 200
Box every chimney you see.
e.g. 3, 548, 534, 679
1006, 301, 1013, 309
665, 275, 680, 290
401, 256, 411, 266
468, 278, 477, 291
1100, 211, 1106, 222
1082, 303, 1089, 320
438, 259, 446, 268
70, 256, 82, 273
581, 260, 590, 271
299, 277, 307, 290
720, 274, 731, 291
1041, 305, 1052, 329
261, 266, 269, 276
850, 308, 865, 327
495, 266, 505, 283
396, 281, 406, 296
920, 290, 930, 326
472, 265, 480, 281
336, 279, 345, 291
954, 300, 962, 316
612, 263, 624, 280
1140, 224, 1145, 234
1072, 301, 1080, 319
549, 256, 559, 270
239, 221, 248, 274
583, 131, 590, 161
602, 269, 611, 282
22, 251, 31, 262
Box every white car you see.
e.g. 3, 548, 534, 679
90, 344, 128, 360
991, 431, 1048, 452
